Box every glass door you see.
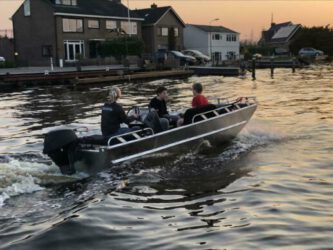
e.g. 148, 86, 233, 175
64, 41, 84, 61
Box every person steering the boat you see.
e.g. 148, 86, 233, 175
149, 86, 180, 128
192, 83, 209, 108
101, 86, 139, 137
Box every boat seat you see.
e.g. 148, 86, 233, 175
183, 104, 217, 125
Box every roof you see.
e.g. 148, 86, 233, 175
261, 22, 301, 44
188, 24, 238, 34
133, 6, 185, 26
50, 0, 143, 20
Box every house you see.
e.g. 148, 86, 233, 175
133, 4, 185, 53
12, 0, 144, 66
259, 21, 301, 54
184, 24, 240, 64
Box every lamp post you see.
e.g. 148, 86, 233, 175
209, 18, 219, 65
127, 0, 131, 37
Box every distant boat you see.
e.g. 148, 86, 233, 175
43, 97, 257, 175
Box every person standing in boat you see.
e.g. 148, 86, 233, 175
192, 83, 209, 108
101, 86, 138, 137
149, 86, 180, 128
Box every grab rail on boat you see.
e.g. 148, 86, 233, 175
191, 105, 231, 123
191, 96, 257, 123
107, 128, 154, 146
209, 97, 230, 105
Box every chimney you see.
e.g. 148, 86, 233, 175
151, 3, 157, 8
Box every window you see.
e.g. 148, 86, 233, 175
64, 40, 84, 61
89, 41, 102, 58
174, 28, 179, 37
227, 34, 237, 42
42, 45, 53, 57
161, 27, 168, 36
213, 52, 222, 64
88, 20, 99, 29
56, 0, 77, 6
62, 18, 83, 32
106, 20, 117, 30
212, 34, 221, 40
24, 0, 31, 16
227, 51, 236, 60
120, 21, 137, 35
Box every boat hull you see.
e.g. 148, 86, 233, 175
74, 103, 257, 173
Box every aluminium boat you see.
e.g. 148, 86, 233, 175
43, 97, 257, 175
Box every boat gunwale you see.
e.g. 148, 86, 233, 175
111, 120, 248, 164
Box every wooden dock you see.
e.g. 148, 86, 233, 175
189, 66, 240, 76
253, 59, 301, 69
0, 69, 194, 89
74, 70, 194, 85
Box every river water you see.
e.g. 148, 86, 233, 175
0, 65, 333, 249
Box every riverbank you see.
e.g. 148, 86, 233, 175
0, 65, 194, 90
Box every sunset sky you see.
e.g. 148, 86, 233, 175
0, 0, 332, 41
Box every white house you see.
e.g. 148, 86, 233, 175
184, 24, 240, 64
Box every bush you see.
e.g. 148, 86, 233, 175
100, 37, 144, 60
0, 61, 16, 68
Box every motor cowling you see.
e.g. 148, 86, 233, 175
43, 129, 78, 175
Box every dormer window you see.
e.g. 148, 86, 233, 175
55, 0, 77, 6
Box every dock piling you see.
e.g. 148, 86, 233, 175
292, 57, 296, 73
270, 56, 274, 78
252, 57, 256, 80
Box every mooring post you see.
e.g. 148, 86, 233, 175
292, 57, 296, 73
270, 56, 274, 78
50, 57, 54, 71
252, 57, 256, 80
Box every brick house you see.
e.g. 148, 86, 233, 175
133, 4, 185, 53
259, 21, 301, 54
12, 0, 144, 66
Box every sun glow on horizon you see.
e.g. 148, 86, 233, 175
0, 0, 332, 41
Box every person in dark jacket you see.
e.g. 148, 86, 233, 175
149, 86, 180, 128
149, 86, 168, 117
101, 87, 138, 137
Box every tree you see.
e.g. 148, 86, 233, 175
289, 25, 333, 56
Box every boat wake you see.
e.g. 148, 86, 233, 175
219, 121, 287, 162
0, 155, 87, 208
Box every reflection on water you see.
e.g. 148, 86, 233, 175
1, 66, 333, 249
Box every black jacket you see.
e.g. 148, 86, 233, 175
101, 102, 132, 136
149, 97, 168, 117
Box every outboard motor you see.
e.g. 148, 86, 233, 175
43, 129, 78, 175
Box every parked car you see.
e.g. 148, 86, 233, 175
252, 53, 262, 59
182, 50, 210, 64
0, 56, 5, 63
168, 50, 196, 66
298, 48, 324, 57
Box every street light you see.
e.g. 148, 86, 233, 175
127, 0, 131, 37
209, 18, 219, 65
